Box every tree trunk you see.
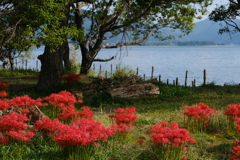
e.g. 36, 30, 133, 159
63, 40, 71, 71
7, 50, 14, 71
80, 47, 94, 75
37, 45, 64, 90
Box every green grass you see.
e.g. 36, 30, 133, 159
2, 70, 240, 159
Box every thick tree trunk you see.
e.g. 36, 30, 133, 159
37, 45, 64, 90
63, 40, 71, 71
80, 47, 94, 75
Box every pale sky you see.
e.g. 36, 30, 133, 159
195, 0, 230, 22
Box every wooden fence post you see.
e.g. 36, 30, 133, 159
111, 64, 113, 76
158, 75, 161, 83
203, 69, 206, 85
36, 61, 38, 72
25, 59, 27, 70
192, 79, 196, 87
105, 70, 108, 78
151, 66, 154, 80
15, 59, 17, 69
99, 65, 102, 77
185, 71, 188, 86
93, 64, 95, 72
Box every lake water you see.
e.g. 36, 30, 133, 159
28, 45, 240, 86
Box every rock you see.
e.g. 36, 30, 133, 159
110, 83, 160, 98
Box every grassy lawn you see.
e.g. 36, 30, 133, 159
1, 69, 240, 159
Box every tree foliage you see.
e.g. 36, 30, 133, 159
209, 0, 240, 34
1, 0, 213, 89
72, 0, 213, 74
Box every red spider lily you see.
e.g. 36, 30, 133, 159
0, 132, 9, 144
0, 81, 10, 89
35, 117, 64, 135
77, 106, 94, 119
0, 91, 8, 97
43, 90, 79, 107
231, 117, 240, 132
224, 104, 240, 117
57, 105, 78, 121
109, 107, 138, 125
230, 140, 240, 160
62, 73, 81, 83
137, 139, 144, 144
181, 155, 188, 159
0, 112, 28, 131
108, 107, 138, 133
6, 130, 35, 141
0, 99, 10, 111
150, 121, 196, 149
182, 103, 216, 121
9, 95, 44, 108
35, 117, 114, 148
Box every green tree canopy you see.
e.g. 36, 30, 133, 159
72, 0, 213, 74
209, 0, 240, 34
1, 0, 213, 89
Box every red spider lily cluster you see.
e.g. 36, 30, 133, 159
224, 104, 240, 118
0, 112, 35, 143
108, 107, 138, 133
230, 140, 240, 160
0, 81, 10, 89
35, 117, 114, 147
150, 121, 196, 149
182, 103, 216, 122
43, 90, 84, 120
0, 91, 7, 98
0, 81, 9, 98
62, 73, 81, 83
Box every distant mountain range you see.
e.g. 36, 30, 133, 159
175, 18, 240, 45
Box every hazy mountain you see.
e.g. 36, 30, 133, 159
176, 18, 240, 45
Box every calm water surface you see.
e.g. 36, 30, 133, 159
31, 46, 240, 86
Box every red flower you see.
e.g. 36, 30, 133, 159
62, 73, 81, 83
0, 132, 9, 144
230, 140, 240, 160
137, 139, 144, 144
77, 106, 94, 119
9, 95, 44, 108
150, 121, 196, 149
0, 99, 10, 111
6, 130, 35, 141
108, 107, 138, 134
35, 117, 113, 148
182, 103, 216, 121
43, 90, 78, 107
0, 112, 28, 131
0, 91, 8, 97
224, 104, 240, 117
0, 81, 10, 89
181, 155, 188, 159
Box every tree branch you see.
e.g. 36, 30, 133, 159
101, 31, 154, 48
93, 56, 115, 62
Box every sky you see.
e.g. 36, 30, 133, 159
196, 0, 230, 22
